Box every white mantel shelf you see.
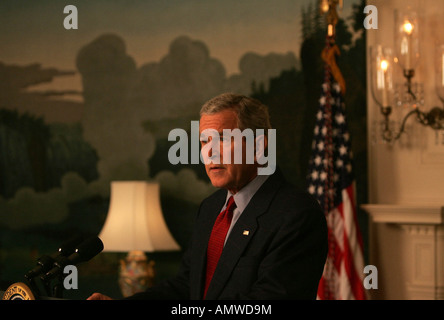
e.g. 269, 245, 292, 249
361, 204, 444, 225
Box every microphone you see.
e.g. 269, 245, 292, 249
40, 236, 104, 282
25, 235, 86, 280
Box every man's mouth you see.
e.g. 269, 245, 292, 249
209, 165, 225, 171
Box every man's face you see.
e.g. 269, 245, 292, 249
199, 109, 257, 194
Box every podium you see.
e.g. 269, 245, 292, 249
1, 282, 65, 300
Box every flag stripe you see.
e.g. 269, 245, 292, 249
340, 185, 366, 299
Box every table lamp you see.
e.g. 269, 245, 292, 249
99, 181, 180, 297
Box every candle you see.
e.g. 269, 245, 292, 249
403, 21, 413, 70
441, 53, 444, 88
380, 59, 389, 106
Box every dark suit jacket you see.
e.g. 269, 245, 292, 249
127, 169, 328, 300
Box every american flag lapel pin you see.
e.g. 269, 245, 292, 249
243, 230, 249, 236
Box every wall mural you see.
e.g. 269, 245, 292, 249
0, 0, 366, 298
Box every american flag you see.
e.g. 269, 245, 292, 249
307, 41, 366, 300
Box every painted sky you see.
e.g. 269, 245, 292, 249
0, 0, 355, 73
0, 0, 358, 110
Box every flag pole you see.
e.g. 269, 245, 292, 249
320, 0, 342, 300
308, 0, 367, 300
321, 0, 346, 95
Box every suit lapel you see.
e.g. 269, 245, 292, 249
204, 171, 284, 299
189, 189, 226, 299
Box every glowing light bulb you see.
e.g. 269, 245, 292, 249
403, 21, 413, 35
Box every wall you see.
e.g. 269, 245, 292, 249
366, 0, 444, 299
367, 0, 444, 205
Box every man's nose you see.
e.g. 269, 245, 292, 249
201, 137, 222, 164
208, 138, 221, 159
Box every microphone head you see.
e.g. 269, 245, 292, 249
73, 236, 104, 263
58, 235, 86, 256
25, 235, 85, 280
40, 236, 104, 283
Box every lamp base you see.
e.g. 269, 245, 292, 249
118, 250, 155, 297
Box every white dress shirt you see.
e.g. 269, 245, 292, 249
220, 174, 269, 245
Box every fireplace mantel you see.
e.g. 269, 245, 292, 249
362, 204, 444, 224
362, 204, 444, 300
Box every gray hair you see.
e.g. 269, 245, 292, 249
200, 93, 272, 134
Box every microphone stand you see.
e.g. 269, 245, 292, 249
52, 274, 64, 298
24, 265, 68, 299
24, 274, 43, 298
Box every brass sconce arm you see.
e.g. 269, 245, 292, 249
380, 103, 444, 143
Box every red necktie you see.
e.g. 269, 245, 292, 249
204, 196, 236, 299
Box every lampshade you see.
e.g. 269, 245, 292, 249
99, 181, 180, 252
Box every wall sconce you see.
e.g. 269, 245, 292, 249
370, 9, 444, 144
99, 181, 180, 297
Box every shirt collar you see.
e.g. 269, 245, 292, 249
225, 174, 269, 213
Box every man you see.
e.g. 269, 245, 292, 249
88, 93, 327, 300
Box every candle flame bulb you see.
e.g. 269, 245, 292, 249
403, 21, 413, 35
